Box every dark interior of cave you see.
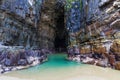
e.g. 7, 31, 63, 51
54, 4, 68, 52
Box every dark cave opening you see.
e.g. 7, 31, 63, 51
54, 4, 68, 52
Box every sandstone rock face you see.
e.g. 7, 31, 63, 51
0, 45, 49, 73
0, 10, 37, 48
38, 0, 56, 49
69, 0, 120, 48
0, 47, 49, 66
66, 0, 119, 43
0, 0, 56, 49
80, 45, 91, 54
0, 0, 56, 73
67, 0, 120, 70
115, 62, 120, 70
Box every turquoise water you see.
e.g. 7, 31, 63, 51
19, 53, 82, 73
3, 53, 120, 80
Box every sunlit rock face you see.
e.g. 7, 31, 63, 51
0, 0, 56, 49
65, 0, 83, 33
65, 0, 120, 46
79, 0, 120, 42
0, 0, 42, 22
66, 0, 120, 70
0, 0, 42, 48
65, 0, 102, 46
65, 0, 102, 33
0, 0, 119, 50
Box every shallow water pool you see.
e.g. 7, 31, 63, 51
1, 53, 120, 80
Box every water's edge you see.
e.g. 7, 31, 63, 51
1, 53, 120, 80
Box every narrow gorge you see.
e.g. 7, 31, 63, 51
0, 0, 120, 80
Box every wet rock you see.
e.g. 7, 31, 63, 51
0, 45, 50, 74
3, 67, 12, 72
82, 57, 95, 64
17, 59, 27, 66
96, 59, 108, 67
32, 58, 40, 66
26, 56, 35, 64
73, 56, 81, 62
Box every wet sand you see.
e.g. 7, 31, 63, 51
0, 54, 120, 80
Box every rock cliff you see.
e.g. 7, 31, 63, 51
0, 0, 120, 71
66, 0, 120, 70
0, 0, 57, 49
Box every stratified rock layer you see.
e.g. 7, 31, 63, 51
0, 0, 56, 49
67, 0, 120, 70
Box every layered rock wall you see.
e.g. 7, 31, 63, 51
0, 9, 38, 48
37, 0, 56, 49
78, 0, 120, 42
0, 0, 56, 49
67, 0, 120, 70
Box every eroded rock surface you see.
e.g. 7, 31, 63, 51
0, 44, 49, 74
67, 0, 120, 70
0, 0, 57, 49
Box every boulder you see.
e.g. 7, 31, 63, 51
17, 59, 27, 66
96, 59, 108, 67
82, 57, 94, 64
73, 56, 81, 62
26, 56, 35, 64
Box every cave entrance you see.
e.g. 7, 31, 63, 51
54, 3, 68, 52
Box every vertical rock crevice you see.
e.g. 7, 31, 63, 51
54, 1, 69, 52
